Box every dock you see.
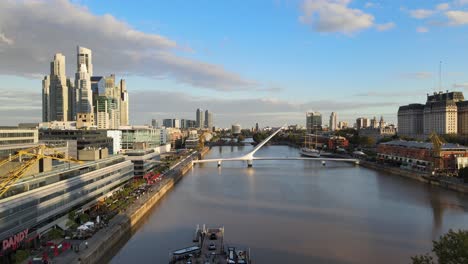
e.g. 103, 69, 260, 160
169, 225, 250, 264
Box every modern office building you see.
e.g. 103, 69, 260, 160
0, 155, 134, 257
163, 119, 173, 128
40, 129, 113, 152
151, 119, 158, 128
181, 119, 196, 129
196, 108, 204, 129
42, 53, 70, 122
77, 46, 93, 76
119, 79, 129, 126
204, 110, 213, 129
120, 125, 164, 150
75, 63, 93, 114
124, 144, 170, 177
329, 112, 337, 131
163, 119, 180, 128
306, 112, 322, 133
0, 127, 39, 159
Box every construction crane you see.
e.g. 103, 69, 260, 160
429, 132, 444, 158
429, 132, 445, 173
0, 144, 83, 197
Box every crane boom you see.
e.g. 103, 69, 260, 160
0, 145, 84, 198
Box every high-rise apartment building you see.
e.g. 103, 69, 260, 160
329, 112, 337, 131
196, 108, 204, 129
205, 110, 213, 129
119, 79, 129, 126
163, 119, 180, 128
75, 46, 93, 117
338, 121, 348, 130
306, 112, 322, 133
151, 119, 158, 128
43, 46, 130, 127
77, 46, 93, 76
356, 117, 370, 130
42, 53, 70, 122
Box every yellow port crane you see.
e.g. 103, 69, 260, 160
429, 132, 445, 172
0, 144, 83, 197
429, 132, 444, 158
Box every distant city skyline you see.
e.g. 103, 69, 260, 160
1, 1, 468, 127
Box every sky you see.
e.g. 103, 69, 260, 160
1, 0, 468, 128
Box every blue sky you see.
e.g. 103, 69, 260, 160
1, 0, 468, 128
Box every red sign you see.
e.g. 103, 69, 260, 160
2, 229, 29, 251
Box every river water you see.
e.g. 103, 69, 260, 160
111, 145, 468, 264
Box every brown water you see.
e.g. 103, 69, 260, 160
111, 145, 468, 264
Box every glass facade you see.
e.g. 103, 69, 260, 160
0, 155, 134, 243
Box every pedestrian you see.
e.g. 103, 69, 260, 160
85, 241, 88, 249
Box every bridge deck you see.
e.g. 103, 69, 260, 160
192, 126, 358, 165
193, 157, 359, 164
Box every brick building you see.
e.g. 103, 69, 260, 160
377, 140, 468, 173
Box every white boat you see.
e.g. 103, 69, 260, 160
300, 132, 321, 158
300, 147, 321, 158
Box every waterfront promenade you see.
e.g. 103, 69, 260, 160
37, 150, 203, 264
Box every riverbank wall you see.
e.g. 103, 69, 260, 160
77, 149, 209, 264
360, 161, 468, 194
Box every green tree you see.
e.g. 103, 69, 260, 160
237, 134, 245, 143
79, 213, 90, 224
359, 136, 375, 146
411, 229, 468, 264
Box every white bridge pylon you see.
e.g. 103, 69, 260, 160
192, 125, 359, 167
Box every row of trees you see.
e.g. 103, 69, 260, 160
411, 229, 468, 263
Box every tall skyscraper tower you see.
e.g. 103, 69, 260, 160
329, 112, 337, 131
75, 63, 92, 113
120, 79, 129, 126
204, 110, 213, 129
77, 46, 93, 76
42, 53, 70, 122
196, 108, 204, 129
306, 112, 322, 134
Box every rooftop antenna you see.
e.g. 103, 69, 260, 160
439, 61, 442, 92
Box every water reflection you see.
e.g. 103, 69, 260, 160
111, 146, 468, 264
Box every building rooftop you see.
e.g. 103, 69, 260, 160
381, 140, 468, 150
398, 104, 425, 111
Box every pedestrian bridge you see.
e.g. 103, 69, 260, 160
192, 126, 359, 167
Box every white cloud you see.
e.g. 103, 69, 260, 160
376, 22, 395, 31
364, 2, 374, 8
436, 3, 450, 11
453, 83, 468, 88
454, 0, 468, 6
299, 0, 375, 34
403, 72, 433, 79
0, 0, 256, 91
416, 26, 429, 33
446, 10, 468, 25
410, 9, 435, 19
